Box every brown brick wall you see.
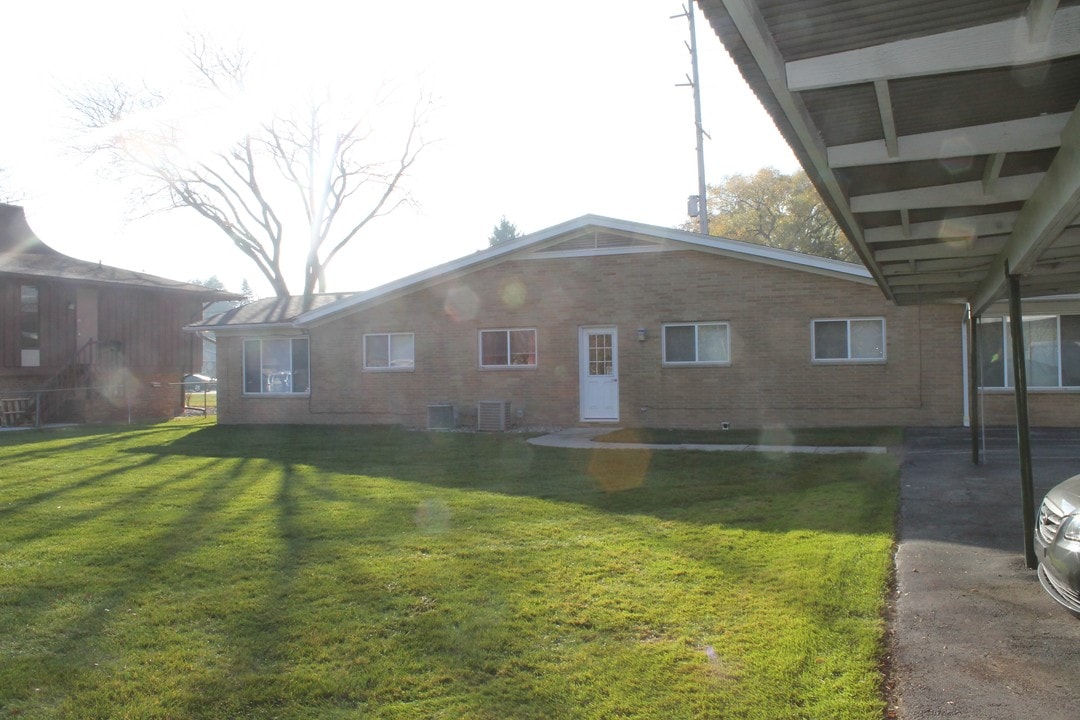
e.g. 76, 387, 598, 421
217, 250, 970, 429
976, 391, 1080, 427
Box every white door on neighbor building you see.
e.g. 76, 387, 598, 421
579, 327, 619, 421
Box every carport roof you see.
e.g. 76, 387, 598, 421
698, 0, 1080, 313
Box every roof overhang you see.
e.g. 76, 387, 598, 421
699, 0, 1080, 314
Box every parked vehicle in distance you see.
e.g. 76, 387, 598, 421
1035, 474, 1080, 615
182, 373, 215, 393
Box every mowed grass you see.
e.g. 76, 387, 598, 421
0, 419, 898, 719
596, 426, 904, 448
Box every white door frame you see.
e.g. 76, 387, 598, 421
579, 326, 619, 422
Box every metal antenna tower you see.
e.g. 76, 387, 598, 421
673, 2, 709, 235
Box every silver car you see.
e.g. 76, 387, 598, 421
1036, 474, 1080, 614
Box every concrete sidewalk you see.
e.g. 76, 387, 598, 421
891, 427, 1080, 719
526, 426, 887, 454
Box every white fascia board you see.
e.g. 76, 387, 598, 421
827, 113, 1070, 169
292, 215, 612, 327
786, 5, 1080, 91
294, 214, 875, 327
183, 322, 298, 335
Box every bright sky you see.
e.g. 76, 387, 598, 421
0, 0, 797, 298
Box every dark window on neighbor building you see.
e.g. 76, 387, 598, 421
20, 285, 40, 367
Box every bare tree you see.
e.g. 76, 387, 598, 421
71, 34, 432, 299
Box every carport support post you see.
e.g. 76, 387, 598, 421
967, 305, 982, 465
1006, 270, 1038, 569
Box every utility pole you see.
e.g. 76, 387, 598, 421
674, 2, 709, 235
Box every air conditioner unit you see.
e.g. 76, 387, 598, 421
427, 403, 456, 431
477, 400, 512, 432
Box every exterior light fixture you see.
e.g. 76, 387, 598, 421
637, 328, 647, 342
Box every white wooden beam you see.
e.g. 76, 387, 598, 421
891, 289, 973, 304
1029, 0, 1061, 43
973, 104, 1080, 314
874, 80, 898, 158
888, 271, 989, 287
827, 113, 1070, 168
900, 208, 911, 238
874, 236, 1008, 262
982, 152, 1007, 195
882, 257, 993, 276
786, 5, 1080, 91
851, 173, 1043, 213
864, 211, 1017, 243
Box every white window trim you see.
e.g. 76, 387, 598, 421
661, 322, 731, 367
811, 317, 887, 364
478, 328, 538, 369
242, 336, 311, 396
362, 332, 416, 372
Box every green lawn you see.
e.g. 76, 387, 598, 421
0, 420, 898, 719
184, 390, 217, 410
596, 426, 904, 447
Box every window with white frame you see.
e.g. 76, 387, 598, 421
978, 314, 1080, 389
479, 329, 536, 368
812, 318, 885, 362
363, 332, 415, 370
662, 322, 730, 365
243, 337, 310, 394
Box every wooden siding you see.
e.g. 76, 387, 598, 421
97, 286, 203, 371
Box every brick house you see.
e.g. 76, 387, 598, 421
0, 204, 236, 424
194, 214, 1044, 430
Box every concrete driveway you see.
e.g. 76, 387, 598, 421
892, 427, 1080, 719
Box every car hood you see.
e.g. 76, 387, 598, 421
1046, 473, 1080, 515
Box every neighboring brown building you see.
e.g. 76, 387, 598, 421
0, 204, 236, 424
193, 214, 1024, 431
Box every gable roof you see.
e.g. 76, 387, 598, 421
698, 0, 1080, 313
191, 214, 873, 332
0, 204, 239, 299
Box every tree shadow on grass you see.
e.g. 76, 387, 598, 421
1, 422, 897, 718
133, 424, 897, 537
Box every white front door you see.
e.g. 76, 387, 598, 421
579, 327, 619, 421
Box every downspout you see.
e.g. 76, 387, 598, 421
966, 304, 982, 465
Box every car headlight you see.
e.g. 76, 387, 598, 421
1063, 514, 1080, 542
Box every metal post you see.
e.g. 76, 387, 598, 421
967, 305, 982, 465
1007, 270, 1038, 569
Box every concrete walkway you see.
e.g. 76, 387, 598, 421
526, 426, 888, 454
